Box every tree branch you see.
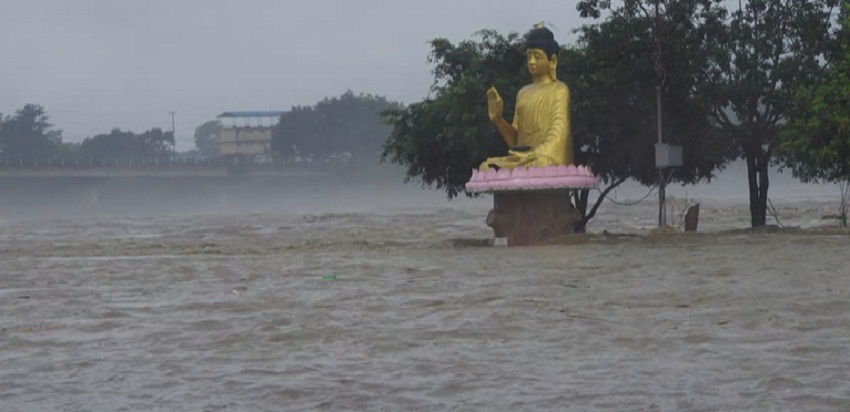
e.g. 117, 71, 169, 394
581, 177, 628, 227
711, 106, 737, 131
636, 0, 653, 20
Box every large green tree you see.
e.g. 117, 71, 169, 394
579, 0, 841, 227
272, 91, 401, 162
382, 31, 527, 198
382, 15, 731, 230
710, 0, 840, 227
0, 104, 61, 160
194, 120, 221, 157
780, 5, 850, 224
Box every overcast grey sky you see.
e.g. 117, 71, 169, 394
1, 0, 586, 150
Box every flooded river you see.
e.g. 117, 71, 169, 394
1, 172, 849, 411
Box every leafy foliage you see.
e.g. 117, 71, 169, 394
781, 6, 850, 184
568, 4, 732, 187
779, 6, 850, 225
194, 120, 221, 157
578, 0, 841, 227
382, 31, 527, 198
272, 91, 401, 162
80, 128, 174, 159
0, 104, 61, 159
702, 0, 839, 226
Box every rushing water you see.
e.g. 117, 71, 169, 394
1, 167, 849, 411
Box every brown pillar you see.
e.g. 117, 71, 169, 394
486, 190, 581, 246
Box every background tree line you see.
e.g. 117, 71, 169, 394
190, 91, 401, 167
0, 104, 174, 162
382, 0, 847, 229
270, 90, 401, 164
0, 104, 64, 160
2, 90, 399, 166
79, 128, 174, 160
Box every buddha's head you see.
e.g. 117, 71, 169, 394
526, 23, 559, 81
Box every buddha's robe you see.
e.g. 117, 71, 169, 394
481, 80, 572, 170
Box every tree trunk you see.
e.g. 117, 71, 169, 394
745, 152, 769, 227
573, 178, 627, 232
758, 155, 770, 225
572, 189, 590, 233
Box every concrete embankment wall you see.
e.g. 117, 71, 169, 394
0, 175, 347, 219
0, 167, 459, 220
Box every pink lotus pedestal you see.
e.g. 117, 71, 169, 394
465, 165, 599, 247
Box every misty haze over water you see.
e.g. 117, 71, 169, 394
0, 160, 842, 223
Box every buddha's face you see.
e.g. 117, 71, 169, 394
526, 48, 551, 77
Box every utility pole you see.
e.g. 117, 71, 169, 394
169, 111, 177, 153
654, 0, 667, 227
650, 0, 683, 228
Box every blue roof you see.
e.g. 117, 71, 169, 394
217, 111, 284, 118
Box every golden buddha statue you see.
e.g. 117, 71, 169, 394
481, 23, 573, 170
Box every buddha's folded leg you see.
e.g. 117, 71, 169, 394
480, 154, 539, 170
526, 154, 559, 168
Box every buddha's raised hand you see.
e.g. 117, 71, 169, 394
487, 87, 504, 123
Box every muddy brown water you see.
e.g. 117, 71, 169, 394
1, 176, 849, 411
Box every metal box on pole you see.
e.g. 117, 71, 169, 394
655, 143, 683, 168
